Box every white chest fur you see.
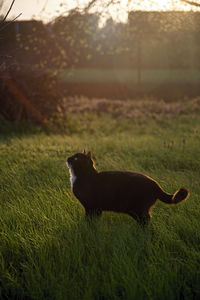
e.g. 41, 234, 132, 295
66, 162, 77, 187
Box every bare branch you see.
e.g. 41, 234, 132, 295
84, 0, 98, 12
84, 0, 119, 12
181, 0, 200, 7
39, 0, 49, 14
0, 13, 22, 32
1, 0, 16, 23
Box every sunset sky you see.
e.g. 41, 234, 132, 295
1, 0, 199, 23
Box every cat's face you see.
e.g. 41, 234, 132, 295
67, 152, 94, 172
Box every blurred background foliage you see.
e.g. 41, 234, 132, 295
1, 4, 200, 123
2, 10, 200, 69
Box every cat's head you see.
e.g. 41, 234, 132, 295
67, 150, 95, 173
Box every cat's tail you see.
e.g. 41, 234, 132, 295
158, 187, 189, 204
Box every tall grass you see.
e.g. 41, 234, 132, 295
0, 101, 200, 299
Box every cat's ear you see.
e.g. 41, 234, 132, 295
87, 151, 92, 158
83, 149, 86, 154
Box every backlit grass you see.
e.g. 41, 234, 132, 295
0, 99, 200, 299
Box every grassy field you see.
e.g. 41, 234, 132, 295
0, 97, 200, 299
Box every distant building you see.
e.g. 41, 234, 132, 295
1, 20, 46, 45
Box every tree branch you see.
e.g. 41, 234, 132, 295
181, 0, 200, 7
39, 0, 49, 14
0, 13, 22, 32
84, 0, 98, 12
1, 0, 16, 23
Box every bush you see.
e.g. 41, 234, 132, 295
0, 69, 63, 123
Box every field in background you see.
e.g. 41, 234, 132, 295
58, 68, 200, 83
56, 70, 200, 99
0, 97, 200, 299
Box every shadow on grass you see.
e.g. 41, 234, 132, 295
0, 117, 45, 141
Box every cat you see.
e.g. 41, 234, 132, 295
66, 151, 189, 224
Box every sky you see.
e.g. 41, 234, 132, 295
1, 0, 200, 23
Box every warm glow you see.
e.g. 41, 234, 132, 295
2, 0, 200, 23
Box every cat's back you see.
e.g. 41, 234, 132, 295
91, 170, 160, 208
94, 170, 159, 191
97, 170, 152, 181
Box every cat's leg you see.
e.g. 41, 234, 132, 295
137, 213, 151, 226
128, 211, 151, 226
85, 208, 102, 218
85, 209, 102, 226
